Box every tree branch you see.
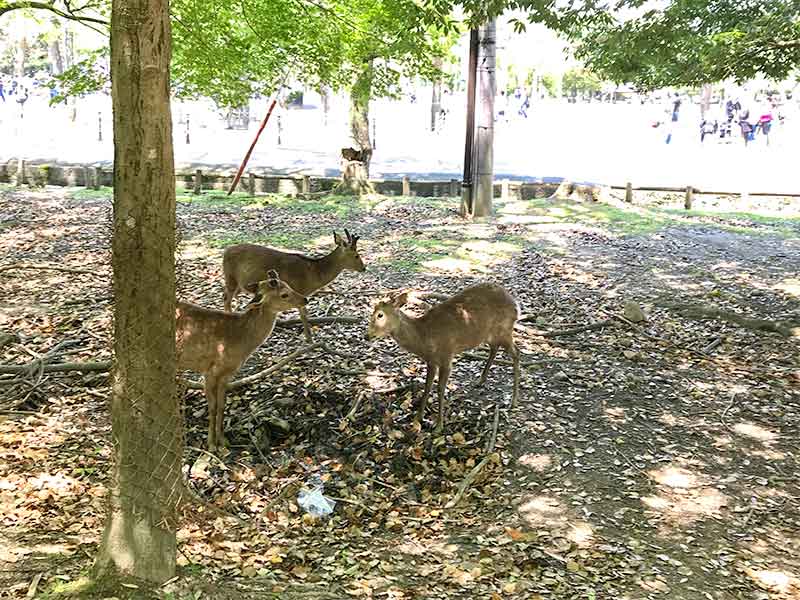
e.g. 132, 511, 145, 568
0, 1, 108, 26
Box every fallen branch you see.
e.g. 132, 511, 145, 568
659, 302, 799, 338
541, 319, 616, 337
0, 360, 110, 375
276, 316, 361, 328
702, 336, 724, 354
183, 342, 323, 390
0, 263, 101, 275
446, 400, 501, 508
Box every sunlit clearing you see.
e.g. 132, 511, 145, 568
518, 453, 552, 472
733, 422, 777, 443
423, 256, 477, 273
649, 466, 696, 489
567, 522, 594, 547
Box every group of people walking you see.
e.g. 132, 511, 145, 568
699, 96, 780, 146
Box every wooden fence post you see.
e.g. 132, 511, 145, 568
15, 159, 25, 187
402, 176, 410, 196
501, 179, 510, 201
449, 178, 460, 197
625, 181, 633, 203
248, 172, 256, 196
684, 186, 693, 210
302, 175, 311, 194
194, 169, 202, 195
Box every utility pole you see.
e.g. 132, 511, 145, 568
473, 20, 496, 218
460, 29, 479, 217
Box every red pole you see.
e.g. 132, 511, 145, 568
227, 97, 279, 195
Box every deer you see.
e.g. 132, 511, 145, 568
177, 270, 308, 452
222, 229, 365, 341
367, 282, 520, 433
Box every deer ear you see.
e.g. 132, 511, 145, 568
266, 269, 279, 281
390, 290, 411, 308
333, 231, 343, 246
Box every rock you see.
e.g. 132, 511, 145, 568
623, 301, 647, 323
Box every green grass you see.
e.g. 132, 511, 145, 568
204, 230, 320, 250
496, 198, 800, 237
66, 186, 114, 200
384, 234, 523, 274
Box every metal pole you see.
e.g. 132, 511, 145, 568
98, 112, 102, 141
277, 115, 282, 146
185, 114, 190, 144
460, 28, 479, 218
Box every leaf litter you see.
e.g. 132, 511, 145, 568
0, 186, 798, 599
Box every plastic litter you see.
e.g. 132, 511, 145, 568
297, 473, 336, 517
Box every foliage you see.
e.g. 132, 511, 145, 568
573, 0, 800, 89
52, 47, 108, 100
540, 72, 558, 97
562, 67, 602, 95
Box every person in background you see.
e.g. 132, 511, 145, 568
665, 92, 681, 144
15, 86, 29, 119
738, 100, 753, 146
0, 79, 5, 102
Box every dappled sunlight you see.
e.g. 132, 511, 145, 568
517, 453, 552, 472
604, 406, 629, 424
566, 522, 595, 547
774, 277, 800, 298
649, 466, 698, 489
732, 422, 778, 443
519, 495, 568, 527
745, 568, 800, 596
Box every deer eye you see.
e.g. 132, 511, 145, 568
280, 293, 289, 299
376, 312, 384, 320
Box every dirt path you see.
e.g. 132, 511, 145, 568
1, 185, 798, 599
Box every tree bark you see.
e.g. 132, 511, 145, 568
349, 61, 373, 175
430, 57, 443, 132
473, 20, 496, 218
94, 0, 182, 584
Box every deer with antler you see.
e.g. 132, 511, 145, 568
222, 229, 365, 341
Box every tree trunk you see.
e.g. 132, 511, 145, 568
473, 20, 496, 218
49, 39, 64, 75
430, 57, 443, 132
15, 36, 27, 78
335, 61, 375, 195
93, 0, 182, 585
700, 84, 712, 119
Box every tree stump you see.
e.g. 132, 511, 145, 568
333, 147, 374, 196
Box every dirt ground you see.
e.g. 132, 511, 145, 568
1, 184, 799, 600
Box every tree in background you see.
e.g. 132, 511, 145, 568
562, 67, 602, 98
573, 0, 800, 88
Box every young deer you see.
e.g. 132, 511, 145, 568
177, 270, 308, 452
368, 283, 520, 432
223, 229, 365, 341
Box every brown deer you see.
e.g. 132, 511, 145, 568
222, 229, 365, 341
177, 270, 307, 452
368, 283, 520, 432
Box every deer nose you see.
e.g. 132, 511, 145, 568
302, 297, 309, 305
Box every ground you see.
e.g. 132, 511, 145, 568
1, 184, 799, 599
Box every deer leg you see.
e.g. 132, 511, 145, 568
204, 376, 219, 451
299, 305, 313, 342
417, 362, 437, 421
215, 378, 229, 449
504, 341, 521, 408
223, 277, 237, 312
478, 344, 499, 386
434, 362, 452, 434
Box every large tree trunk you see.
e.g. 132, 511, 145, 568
93, 0, 182, 584
335, 62, 375, 195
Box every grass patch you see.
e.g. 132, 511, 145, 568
385, 235, 522, 274
67, 186, 114, 200
204, 230, 320, 250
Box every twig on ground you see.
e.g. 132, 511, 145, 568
0, 263, 101, 275
702, 336, 724, 354
183, 342, 323, 391
447, 401, 502, 508
658, 301, 800, 338
276, 315, 360, 328
539, 319, 616, 338
720, 393, 738, 431
0, 361, 111, 375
